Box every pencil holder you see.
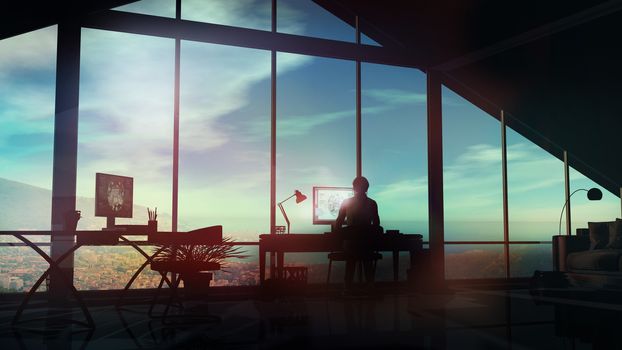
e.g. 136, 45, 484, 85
148, 220, 158, 233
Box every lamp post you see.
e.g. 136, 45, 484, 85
558, 187, 602, 236
278, 190, 307, 234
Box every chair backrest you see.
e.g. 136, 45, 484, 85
187, 225, 223, 244
149, 225, 223, 245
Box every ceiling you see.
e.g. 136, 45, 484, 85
0, 0, 136, 40
316, 0, 622, 196
2, 0, 621, 195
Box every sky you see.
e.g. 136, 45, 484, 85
0, 0, 620, 241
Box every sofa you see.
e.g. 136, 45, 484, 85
553, 218, 622, 287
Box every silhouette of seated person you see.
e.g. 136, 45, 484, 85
334, 176, 383, 290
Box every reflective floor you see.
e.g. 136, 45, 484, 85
2, 285, 622, 349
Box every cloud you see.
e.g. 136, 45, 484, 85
0, 26, 57, 127
363, 89, 426, 105
182, 0, 271, 31
0, 26, 57, 72
239, 86, 425, 142
374, 178, 427, 199
455, 144, 501, 164
277, 110, 353, 137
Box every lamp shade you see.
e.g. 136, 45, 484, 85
294, 190, 307, 203
587, 188, 603, 200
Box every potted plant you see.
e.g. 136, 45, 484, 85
152, 237, 247, 293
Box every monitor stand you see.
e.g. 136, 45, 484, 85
104, 216, 116, 230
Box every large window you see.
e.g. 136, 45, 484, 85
505, 127, 565, 276
77, 29, 174, 230
507, 128, 565, 241
75, 29, 174, 289
442, 87, 505, 278
179, 42, 271, 239
0, 26, 57, 293
442, 87, 504, 242
361, 63, 428, 239
0, 26, 57, 231
8, 1, 622, 292
276, 53, 355, 234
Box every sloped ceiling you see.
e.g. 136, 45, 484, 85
316, 0, 622, 196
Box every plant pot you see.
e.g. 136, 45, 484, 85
182, 272, 213, 298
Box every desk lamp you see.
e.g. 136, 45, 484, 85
558, 187, 602, 235
278, 190, 307, 234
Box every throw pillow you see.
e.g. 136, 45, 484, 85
606, 218, 622, 249
588, 221, 610, 250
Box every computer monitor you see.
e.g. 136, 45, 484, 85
312, 186, 353, 225
95, 173, 133, 218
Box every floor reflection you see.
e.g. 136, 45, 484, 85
4, 287, 622, 349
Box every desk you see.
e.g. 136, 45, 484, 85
258, 233, 423, 284
0, 229, 222, 327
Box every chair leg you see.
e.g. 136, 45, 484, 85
148, 273, 166, 318
327, 259, 333, 284
162, 277, 182, 324
357, 261, 363, 283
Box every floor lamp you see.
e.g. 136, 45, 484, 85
558, 187, 602, 235
278, 190, 307, 234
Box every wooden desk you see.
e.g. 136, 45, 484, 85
258, 233, 423, 284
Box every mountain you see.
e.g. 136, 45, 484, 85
0, 177, 170, 231
0, 178, 51, 230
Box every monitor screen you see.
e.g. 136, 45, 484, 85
312, 186, 353, 225
95, 173, 133, 218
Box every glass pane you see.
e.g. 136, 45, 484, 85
361, 63, 428, 240
78, 28, 175, 232
0, 26, 57, 230
277, 53, 355, 234
182, 0, 271, 31
179, 42, 270, 240
569, 167, 621, 233
74, 245, 162, 290
507, 128, 565, 240
0, 246, 50, 293
509, 244, 552, 278
114, 0, 176, 18
278, 0, 355, 42
211, 245, 259, 286
361, 33, 381, 46
445, 244, 505, 279
442, 87, 503, 241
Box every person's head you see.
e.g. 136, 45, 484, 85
352, 176, 369, 195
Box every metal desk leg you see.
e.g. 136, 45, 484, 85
12, 235, 94, 328
393, 250, 399, 282
277, 252, 284, 280
270, 252, 276, 281
259, 246, 266, 285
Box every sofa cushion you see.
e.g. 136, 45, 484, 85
606, 218, 622, 249
588, 221, 611, 249
567, 249, 622, 271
